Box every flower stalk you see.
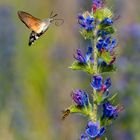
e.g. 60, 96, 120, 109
92, 36, 98, 122
62, 0, 123, 139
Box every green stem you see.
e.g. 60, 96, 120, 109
93, 37, 98, 74
92, 34, 101, 140
92, 34, 98, 122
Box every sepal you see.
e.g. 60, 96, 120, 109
99, 51, 115, 65
80, 30, 94, 39
70, 61, 94, 74
62, 103, 93, 120
99, 64, 117, 73
93, 8, 113, 21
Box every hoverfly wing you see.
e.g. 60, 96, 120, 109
18, 11, 42, 33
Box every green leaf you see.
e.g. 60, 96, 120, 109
70, 61, 86, 70
94, 8, 113, 21
70, 105, 84, 113
70, 103, 93, 116
80, 30, 93, 39
97, 26, 115, 38
105, 26, 115, 34
105, 119, 113, 126
100, 117, 113, 127
96, 93, 103, 104
69, 61, 95, 74
108, 93, 118, 104
100, 51, 112, 64
99, 64, 117, 73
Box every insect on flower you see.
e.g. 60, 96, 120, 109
62, 109, 70, 120
18, 11, 64, 46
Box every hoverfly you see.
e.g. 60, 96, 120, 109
62, 109, 70, 120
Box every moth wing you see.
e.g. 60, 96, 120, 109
18, 11, 42, 33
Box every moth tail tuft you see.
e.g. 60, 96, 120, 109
29, 31, 43, 46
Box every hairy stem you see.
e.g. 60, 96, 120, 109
92, 34, 98, 122
93, 36, 101, 140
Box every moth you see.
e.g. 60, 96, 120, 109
18, 11, 64, 46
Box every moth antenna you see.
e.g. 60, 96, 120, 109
49, 10, 54, 18
51, 14, 58, 18
49, 10, 58, 18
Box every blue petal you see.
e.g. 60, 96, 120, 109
86, 16, 94, 24
78, 14, 85, 20
93, 0, 103, 8
103, 102, 118, 119
98, 127, 106, 137
97, 30, 109, 37
75, 49, 86, 64
79, 22, 86, 28
85, 25, 94, 31
86, 121, 100, 138
85, 46, 93, 62
72, 89, 89, 107
78, 13, 94, 32
96, 39, 104, 51
102, 18, 113, 26
104, 77, 111, 89
109, 38, 117, 51
91, 75, 103, 90
80, 134, 90, 140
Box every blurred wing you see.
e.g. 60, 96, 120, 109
18, 11, 42, 33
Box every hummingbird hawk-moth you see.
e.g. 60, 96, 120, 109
18, 11, 64, 46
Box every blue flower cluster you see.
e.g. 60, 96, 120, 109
72, 89, 89, 107
91, 75, 111, 92
101, 18, 113, 26
78, 12, 94, 32
92, 0, 104, 12
96, 37, 117, 52
63, 0, 122, 139
102, 102, 119, 119
74, 46, 93, 64
81, 121, 105, 140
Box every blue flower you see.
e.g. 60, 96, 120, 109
91, 76, 112, 92
97, 30, 109, 37
102, 102, 118, 119
101, 18, 113, 26
91, 75, 103, 90
78, 12, 94, 32
109, 38, 117, 52
74, 49, 86, 64
104, 77, 111, 90
98, 127, 106, 137
80, 134, 90, 140
96, 37, 117, 52
92, 0, 104, 12
72, 89, 89, 107
85, 121, 106, 138
74, 46, 93, 64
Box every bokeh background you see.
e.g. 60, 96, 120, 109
0, 0, 140, 140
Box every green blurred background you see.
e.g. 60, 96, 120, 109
0, 0, 140, 140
